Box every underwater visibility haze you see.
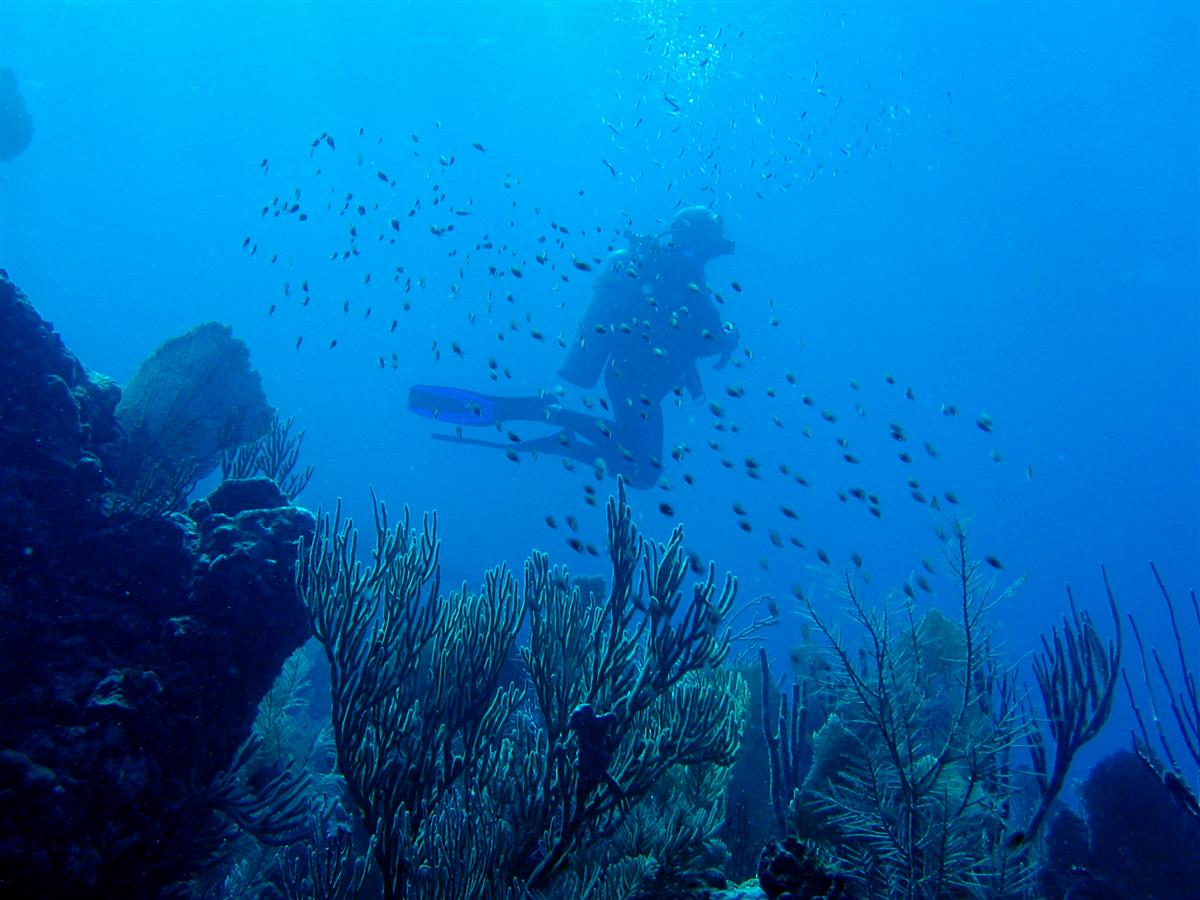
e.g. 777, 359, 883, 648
0, 1, 1197, 897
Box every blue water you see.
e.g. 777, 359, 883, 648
3, 1, 1197, 773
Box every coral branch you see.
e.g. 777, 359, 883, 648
1025, 568, 1122, 842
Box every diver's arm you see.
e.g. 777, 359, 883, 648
682, 364, 705, 400
690, 287, 738, 369
713, 320, 739, 369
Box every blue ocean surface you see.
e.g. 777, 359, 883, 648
1, 0, 1197, 893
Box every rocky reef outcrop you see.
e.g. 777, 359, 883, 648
0, 271, 314, 897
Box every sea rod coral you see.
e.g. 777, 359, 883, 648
297, 480, 747, 898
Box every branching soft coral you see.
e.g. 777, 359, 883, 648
297, 480, 746, 898
792, 525, 1028, 899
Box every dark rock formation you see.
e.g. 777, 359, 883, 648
757, 836, 844, 900
1041, 749, 1200, 900
0, 271, 314, 897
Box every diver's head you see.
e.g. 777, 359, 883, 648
668, 206, 735, 262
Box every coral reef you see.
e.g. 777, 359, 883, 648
1126, 564, 1200, 824
1, 263, 1161, 899
787, 531, 1029, 899
0, 272, 313, 897
221, 413, 314, 501
1041, 749, 1200, 899
299, 480, 748, 897
1025, 570, 1122, 843
770, 525, 1123, 899
757, 837, 844, 899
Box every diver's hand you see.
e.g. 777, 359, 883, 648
713, 321, 739, 369
682, 364, 705, 401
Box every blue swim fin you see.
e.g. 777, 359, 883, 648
408, 384, 554, 426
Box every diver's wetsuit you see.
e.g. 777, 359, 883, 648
545, 242, 736, 487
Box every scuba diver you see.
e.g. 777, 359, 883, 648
0, 68, 35, 162
409, 205, 738, 489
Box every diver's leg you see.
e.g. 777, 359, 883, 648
543, 407, 618, 441
514, 407, 644, 481
539, 397, 664, 488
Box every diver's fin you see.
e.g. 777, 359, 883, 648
409, 384, 554, 426
430, 428, 574, 455
429, 432, 514, 450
